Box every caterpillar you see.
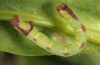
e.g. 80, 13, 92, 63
10, 4, 87, 57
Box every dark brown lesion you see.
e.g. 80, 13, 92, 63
57, 4, 78, 20
11, 15, 34, 36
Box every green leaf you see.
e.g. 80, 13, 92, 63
0, 0, 100, 56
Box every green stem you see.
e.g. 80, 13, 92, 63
0, 10, 54, 28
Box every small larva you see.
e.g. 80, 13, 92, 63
11, 4, 87, 57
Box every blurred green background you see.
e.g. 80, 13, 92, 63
0, 52, 100, 65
